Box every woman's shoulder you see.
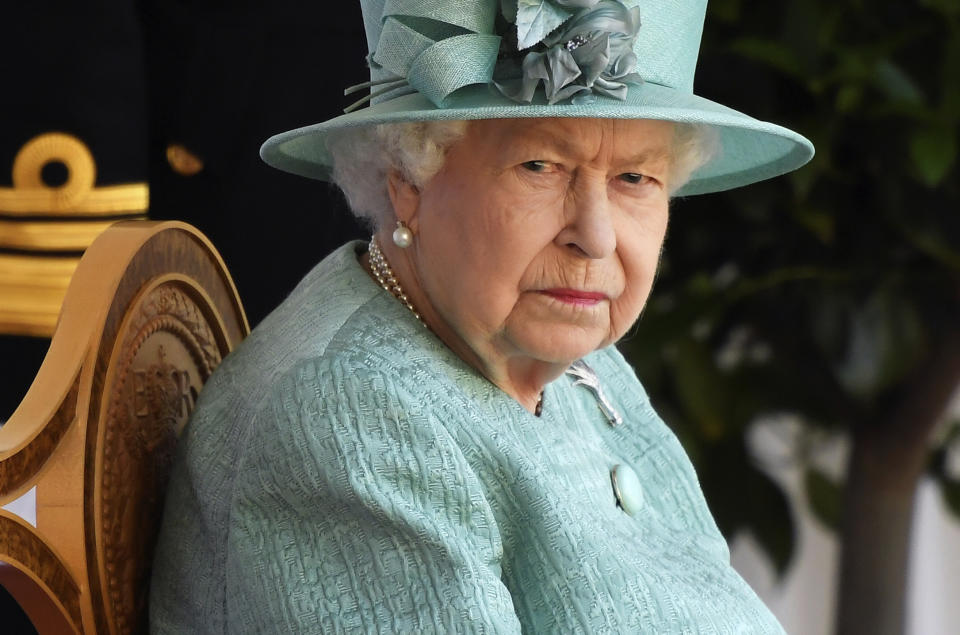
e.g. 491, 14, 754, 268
235, 273, 471, 461
262, 310, 469, 444
193, 241, 393, 417
174, 240, 440, 469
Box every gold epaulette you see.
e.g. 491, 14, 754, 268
0, 133, 149, 336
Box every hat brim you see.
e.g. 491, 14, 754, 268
260, 81, 814, 197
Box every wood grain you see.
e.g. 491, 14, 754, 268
0, 221, 248, 633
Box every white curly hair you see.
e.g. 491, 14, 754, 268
327, 120, 718, 230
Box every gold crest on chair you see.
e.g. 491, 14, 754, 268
0, 221, 248, 633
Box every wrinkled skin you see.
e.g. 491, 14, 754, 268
378, 117, 674, 412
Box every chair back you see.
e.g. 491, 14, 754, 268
0, 221, 248, 634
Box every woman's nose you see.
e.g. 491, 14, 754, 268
556, 180, 617, 259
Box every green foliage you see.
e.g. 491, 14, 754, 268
623, 0, 960, 573
910, 126, 957, 187
804, 468, 842, 532
929, 421, 960, 517
943, 481, 960, 518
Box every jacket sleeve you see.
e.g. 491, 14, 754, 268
223, 358, 522, 634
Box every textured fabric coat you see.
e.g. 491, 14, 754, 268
150, 242, 784, 633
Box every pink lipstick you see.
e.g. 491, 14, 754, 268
540, 289, 608, 306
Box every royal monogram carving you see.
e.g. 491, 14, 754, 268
97, 282, 223, 635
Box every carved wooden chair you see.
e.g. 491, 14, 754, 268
0, 221, 249, 634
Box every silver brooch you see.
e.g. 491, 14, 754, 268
566, 359, 623, 427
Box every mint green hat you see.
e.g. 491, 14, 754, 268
260, 0, 814, 196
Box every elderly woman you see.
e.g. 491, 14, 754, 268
151, 0, 812, 632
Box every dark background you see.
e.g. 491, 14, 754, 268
1, 1, 368, 420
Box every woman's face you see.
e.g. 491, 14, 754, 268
394, 117, 674, 374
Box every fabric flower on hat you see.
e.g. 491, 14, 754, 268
501, 0, 603, 49
496, 0, 643, 104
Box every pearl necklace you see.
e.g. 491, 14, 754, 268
368, 237, 426, 326
366, 236, 543, 416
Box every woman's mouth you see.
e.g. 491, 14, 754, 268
539, 289, 609, 306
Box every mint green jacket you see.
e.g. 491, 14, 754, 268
150, 242, 783, 634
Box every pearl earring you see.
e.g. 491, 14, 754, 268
392, 220, 413, 248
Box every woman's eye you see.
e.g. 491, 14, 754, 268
619, 172, 650, 185
522, 160, 550, 173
